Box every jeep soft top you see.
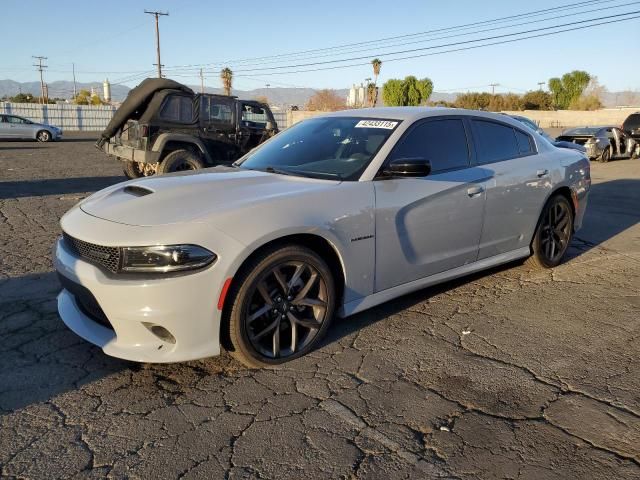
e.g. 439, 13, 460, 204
98, 78, 278, 178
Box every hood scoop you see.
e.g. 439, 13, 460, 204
123, 185, 154, 197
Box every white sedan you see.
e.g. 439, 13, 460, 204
55, 108, 590, 367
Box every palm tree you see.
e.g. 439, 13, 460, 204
366, 83, 377, 107
220, 67, 233, 96
371, 59, 382, 105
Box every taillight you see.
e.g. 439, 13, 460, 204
141, 125, 149, 137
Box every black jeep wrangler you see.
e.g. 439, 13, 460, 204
96, 78, 279, 178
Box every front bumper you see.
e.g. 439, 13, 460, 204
55, 237, 226, 362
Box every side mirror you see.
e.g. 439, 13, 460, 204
383, 157, 431, 177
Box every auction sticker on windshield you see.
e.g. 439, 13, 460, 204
355, 120, 398, 129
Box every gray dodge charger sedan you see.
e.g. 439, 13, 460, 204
55, 108, 590, 367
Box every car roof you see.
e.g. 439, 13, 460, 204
318, 107, 527, 127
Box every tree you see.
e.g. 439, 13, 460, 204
9, 93, 35, 103
382, 79, 405, 106
522, 90, 553, 110
548, 70, 591, 109
305, 89, 346, 111
366, 83, 377, 107
382, 76, 433, 106
371, 58, 382, 105
72, 89, 106, 105
220, 67, 233, 96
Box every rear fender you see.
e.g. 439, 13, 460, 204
152, 133, 213, 164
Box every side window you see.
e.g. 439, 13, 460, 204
514, 129, 534, 155
0, 115, 6, 123
389, 118, 470, 173
160, 95, 193, 123
472, 120, 520, 164
203, 97, 232, 124
6, 116, 26, 124
241, 104, 267, 126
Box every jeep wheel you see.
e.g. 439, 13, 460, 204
123, 160, 145, 179
159, 150, 204, 174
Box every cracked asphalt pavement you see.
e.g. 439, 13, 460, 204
1, 134, 639, 479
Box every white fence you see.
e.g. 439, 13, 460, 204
1, 102, 117, 131
2, 102, 291, 132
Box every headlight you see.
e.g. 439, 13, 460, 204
121, 244, 216, 273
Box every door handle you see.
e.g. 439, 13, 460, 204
467, 186, 484, 197
536, 169, 549, 178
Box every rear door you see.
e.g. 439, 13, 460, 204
373, 116, 489, 291
470, 118, 553, 260
0, 115, 14, 138
238, 102, 269, 153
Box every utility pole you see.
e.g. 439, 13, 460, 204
32, 56, 48, 104
489, 83, 499, 95
199, 68, 204, 93
72, 63, 78, 98
144, 10, 169, 78
537, 82, 545, 91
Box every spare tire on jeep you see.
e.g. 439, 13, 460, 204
159, 149, 205, 174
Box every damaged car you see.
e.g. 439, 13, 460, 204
556, 126, 639, 162
96, 78, 279, 178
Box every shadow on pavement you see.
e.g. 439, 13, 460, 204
569, 179, 640, 255
0, 176, 124, 199
0, 272, 129, 414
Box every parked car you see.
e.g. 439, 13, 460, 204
55, 108, 590, 367
556, 126, 639, 162
622, 112, 640, 142
0, 114, 62, 142
505, 114, 586, 153
97, 78, 279, 178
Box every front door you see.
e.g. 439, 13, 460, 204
238, 102, 269, 153
374, 117, 489, 292
5, 115, 33, 138
0, 115, 15, 138
200, 95, 237, 161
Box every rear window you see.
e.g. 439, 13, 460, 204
514, 129, 535, 155
472, 120, 520, 164
623, 114, 640, 131
160, 95, 193, 123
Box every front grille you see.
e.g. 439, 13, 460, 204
57, 273, 113, 330
63, 233, 120, 273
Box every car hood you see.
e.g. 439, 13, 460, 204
80, 167, 341, 226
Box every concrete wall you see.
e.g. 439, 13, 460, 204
502, 108, 637, 129
1, 102, 117, 131
288, 110, 326, 126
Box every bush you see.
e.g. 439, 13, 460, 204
569, 94, 603, 111
522, 90, 552, 110
305, 89, 346, 111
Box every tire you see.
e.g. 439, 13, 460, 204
223, 245, 336, 368
123, 160, 145, 179
599, 146, 611, 163
36, 130, 51, 142
526, 194, 574, 270
158, 149, 204, 174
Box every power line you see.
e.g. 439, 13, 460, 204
161, 0, 618, 70
233, 12, 640, 78
144, 10, 169, 78
226, 10, 640, 75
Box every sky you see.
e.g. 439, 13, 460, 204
1, 0, 639, 93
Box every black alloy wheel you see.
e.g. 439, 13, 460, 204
527, 194, 574, 269
224, 245, 335, 367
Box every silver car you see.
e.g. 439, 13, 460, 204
0, 114, 62, 141
54, 108, 590, 367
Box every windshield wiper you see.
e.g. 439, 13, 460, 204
263, 166, 295, 176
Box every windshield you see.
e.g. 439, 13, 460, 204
563, 127, 601, 135
237, 116, 400, 180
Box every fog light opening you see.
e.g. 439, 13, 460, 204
143, 322, 176, 344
